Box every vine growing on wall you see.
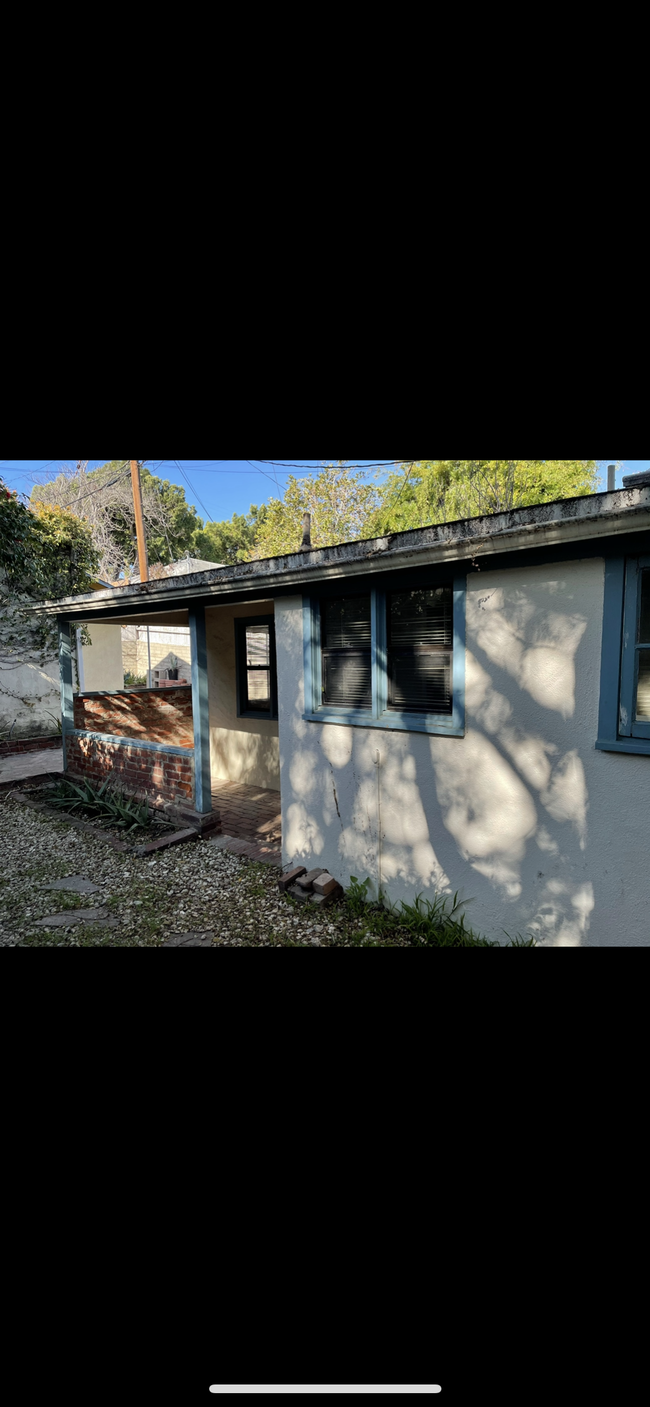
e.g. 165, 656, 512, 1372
0, 480, 99, 713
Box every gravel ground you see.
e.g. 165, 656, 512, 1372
0, 794, 413, 948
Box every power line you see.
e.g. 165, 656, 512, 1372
173, 459, 213, 523
256, 459, 415, 471
31, 462, 132, 507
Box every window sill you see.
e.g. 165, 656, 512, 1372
595, 738, 650, 756
303, 710, 464, 736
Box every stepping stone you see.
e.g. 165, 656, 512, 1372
34, 908, 118, 929
161, 931, 216, 947
41, 876, 102, 895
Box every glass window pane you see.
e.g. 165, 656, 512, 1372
639, 572, 650, 644
389, 587, 452, 647
636, 650, 650, 720
322, 597, 371, 648
389, 652, 452, 714
323, 652, 372, 708
387, 587, 453, 713
247, 669, 270, 707
246, 626, 270, 667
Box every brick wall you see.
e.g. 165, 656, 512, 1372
0, 735, 62, 758
73, 686, 193, 748
66, 733, 194, 805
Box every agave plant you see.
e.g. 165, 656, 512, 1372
47, 778, 152, 832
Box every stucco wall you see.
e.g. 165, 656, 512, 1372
81, 624, 124, 693
0, 656, 60, 739
275, 562, 650, 946
206, 601, 280, 790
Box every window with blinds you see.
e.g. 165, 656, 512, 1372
636, 569, 650, 720
235, 616, 277, 718
387, 587, 453, 714
244, 625, 271, 711
321, 596, 372, 708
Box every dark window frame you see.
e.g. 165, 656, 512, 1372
320, 593, 373, 711
302, 581, 466, 736
235, 615, 278, 721
386, 586, 454, 716
597, 555, 650, 755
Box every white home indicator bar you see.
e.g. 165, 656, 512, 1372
209, 1389, 441, 1395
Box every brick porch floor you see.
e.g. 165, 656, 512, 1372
210, 780, 282, 864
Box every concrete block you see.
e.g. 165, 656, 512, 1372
311, 886, 343, 908
278, 866, 306, 892
312, 873, 340, 897
295, 867, 328, 891
287, 884, 313, 903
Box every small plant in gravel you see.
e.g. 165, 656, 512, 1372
46, 777, 152, 833
343, 876, 536, 947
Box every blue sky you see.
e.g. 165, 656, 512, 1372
0, 459, 647, 527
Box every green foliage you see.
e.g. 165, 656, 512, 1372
2, 486, 97, 600
372, 460, 599, 535
139, 466, 202, 565
124, 671, 147, 688
253, 463, 381, 558
345, 877, 536, 946
1, 479, 100, 666
346, 875, 373, 914
47, 776, 152, 832
30, 504, 100, 599
194, 504, 268, 565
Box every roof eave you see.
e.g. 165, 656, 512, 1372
37, 486, 650, 620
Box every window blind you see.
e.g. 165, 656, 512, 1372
387, 587, 453, 714
636, 570, 650, 719
244, 625, 271, 710
321, 596, 372, 708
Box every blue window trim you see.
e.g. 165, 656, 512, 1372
67, 729, 193, 758
302, 580, 466, 736
596, 555, 650, 757
235, 614, 278, 721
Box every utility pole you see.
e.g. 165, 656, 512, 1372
131, 460, 149, 582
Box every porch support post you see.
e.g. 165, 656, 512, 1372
189, 603, 211, 814
58, 618, 74, 771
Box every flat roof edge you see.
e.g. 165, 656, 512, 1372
36, 485, 650, 616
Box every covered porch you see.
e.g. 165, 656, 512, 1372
55, 591, 281, 839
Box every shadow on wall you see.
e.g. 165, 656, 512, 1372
284, 565, 601, 946
210, 726, 280, 790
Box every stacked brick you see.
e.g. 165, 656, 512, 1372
279, 866, 344, 907
73, 686, 193, 748
0, 735, 62, 757
65, 733, 194, 806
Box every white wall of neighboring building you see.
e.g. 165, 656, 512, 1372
206, 601, 280, 790
0, 655, 61, 739
80, 624, 124, 693
275, 559, 650, 947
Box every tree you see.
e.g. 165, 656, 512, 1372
252, 463, 381, 558
30, 460, 203, 581
194, 504, 268, 566
1, 480, 99, 683
372, 460, 599, 535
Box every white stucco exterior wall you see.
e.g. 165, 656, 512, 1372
80, 624, 124, 693
0, 656, 60, 738
275, 562, 650, 946
206, 601, 280, 790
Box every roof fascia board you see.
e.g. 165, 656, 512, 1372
42, 489, 650, 621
